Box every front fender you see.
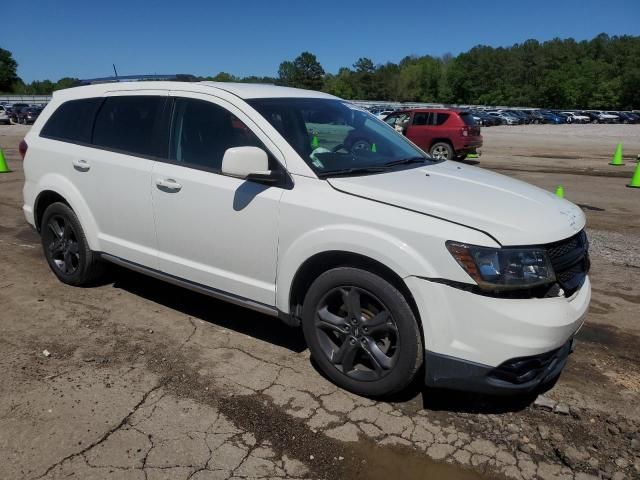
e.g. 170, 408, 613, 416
276, 223, 436, 314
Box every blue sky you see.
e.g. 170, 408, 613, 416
4, 0, 640, 82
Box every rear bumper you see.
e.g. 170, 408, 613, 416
457, 138, 483, 153
424, 337, 574, 395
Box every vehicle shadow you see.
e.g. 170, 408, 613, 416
109, 266, 307, 353
107, 266, 539, 414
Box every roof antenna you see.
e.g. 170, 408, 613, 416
112, 64, 119, 79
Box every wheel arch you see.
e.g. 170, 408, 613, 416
33, 175, 100, 250
286, 250, 422, 332
34, 190, 69, 231
429, 138, 454, 149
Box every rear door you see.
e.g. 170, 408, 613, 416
405, 111, 433, 150
76, 91, 168, 267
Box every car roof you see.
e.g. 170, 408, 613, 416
51, 81, 339, 101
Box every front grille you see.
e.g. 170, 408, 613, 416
545, 230, 589, 296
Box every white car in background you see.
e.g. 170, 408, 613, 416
375, 110, 394, 119
590, 111, 619, 123
561, 112, 590, 124
0, 105, 10, 124
21, 82, 591, 397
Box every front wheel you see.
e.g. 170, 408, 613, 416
430, 142, 454, 160
301, 267, 423, 397
41, 202, 104, 286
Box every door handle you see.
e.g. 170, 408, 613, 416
155, 178, 182, 192
72, 159, 90, 172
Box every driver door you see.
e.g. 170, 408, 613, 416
151, 93, 285, 306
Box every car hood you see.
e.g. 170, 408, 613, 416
327, 162, 585, 246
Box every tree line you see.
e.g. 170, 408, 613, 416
1, 33, 638, 109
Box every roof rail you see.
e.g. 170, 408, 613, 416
78, 74, 198, 85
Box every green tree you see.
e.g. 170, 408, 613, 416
0, 47, 19, 92
277, 60, 296, 86
209, 72, 238, 82
54, 77, 80, 90
353, 57, 375, 73
278, 52, 325, 90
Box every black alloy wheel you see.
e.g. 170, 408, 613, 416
314, 286, 399, 382
41, 202, 104, 286
302, 267, 423, 397
44, 214, 80, 276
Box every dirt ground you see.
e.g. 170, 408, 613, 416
0, 123, 639, 480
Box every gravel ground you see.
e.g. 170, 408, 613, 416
587, 229, 640, 269
0, 123, 639, 480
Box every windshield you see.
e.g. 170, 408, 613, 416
248, 98, 433, 176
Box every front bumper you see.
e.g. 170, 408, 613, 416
405, 275, 590, 394
424, 337, 574, 395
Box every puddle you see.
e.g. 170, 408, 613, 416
350, 439, 489, 480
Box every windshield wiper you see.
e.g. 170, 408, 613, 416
381, 156, 429, 168
317, 166, 387, 178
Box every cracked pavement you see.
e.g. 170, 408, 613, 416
1, 125, 640, 480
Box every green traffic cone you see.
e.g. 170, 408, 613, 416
371, 143, 377, 153
609, 143, 624, 166
628, 161, 640, 189
0, 149, 10, 173
555, 185, 565, 198
311, 135, 319, 149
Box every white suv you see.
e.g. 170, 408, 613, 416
22, 82, 591, 397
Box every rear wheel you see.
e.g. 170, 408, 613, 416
430, 142, 454, 160
41, 202, 104, 286
301, 267, 423, 397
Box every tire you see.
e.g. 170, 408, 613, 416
429, 142, 454, 160
41, 202, 104, 286
350, 138, 372, 152
301, 267, 423, 397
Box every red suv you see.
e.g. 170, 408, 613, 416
383, 108, 482, 160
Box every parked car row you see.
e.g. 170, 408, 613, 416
0, 102, 46, 125
367, 104, 640, 126
469, 108, 640, 126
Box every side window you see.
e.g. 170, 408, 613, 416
434, 113, 450, 126
412, 112, 431, 126
169, 98, 272, 172
40, 98, 102, 143
383, 114, 397, 126
92, 96, 166, 157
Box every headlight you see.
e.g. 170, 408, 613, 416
446, 241, 555, 291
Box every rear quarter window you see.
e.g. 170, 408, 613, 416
434, 113, 450, 126
40, 98, 103, 143
459, 112, 477, 126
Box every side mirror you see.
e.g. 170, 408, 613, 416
221, 146, 270, 180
